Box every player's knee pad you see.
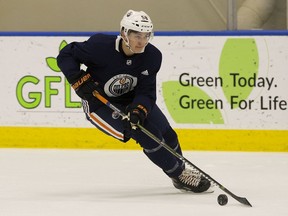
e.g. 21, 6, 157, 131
131, 122, 162, 149
162, 126, 178, 146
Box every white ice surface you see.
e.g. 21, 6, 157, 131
0, 149, 287, 216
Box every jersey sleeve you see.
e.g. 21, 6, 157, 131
56, 35, 100, 83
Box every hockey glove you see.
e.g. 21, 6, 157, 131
71, 70, 103, 101
122, 104, 148, 139
125, 104, 148, 127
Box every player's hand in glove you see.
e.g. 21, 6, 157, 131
125, 104, 148, 128
71, 70, 103, 101
122, 104, 148, 140
121, 103, 146, 141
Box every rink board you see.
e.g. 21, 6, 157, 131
0, 31, 288, 151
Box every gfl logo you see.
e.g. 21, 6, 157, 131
16, 40, 81, 109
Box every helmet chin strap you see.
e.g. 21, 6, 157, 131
123, 37, 135, 54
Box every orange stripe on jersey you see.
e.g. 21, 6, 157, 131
89, 112, 124, 140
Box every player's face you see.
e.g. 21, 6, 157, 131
127, 32, 151, 53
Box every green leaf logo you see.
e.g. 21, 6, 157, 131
45, 40, 67, 72
219, 38, 259, 108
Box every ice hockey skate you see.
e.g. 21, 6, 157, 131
171, 168, 211, 193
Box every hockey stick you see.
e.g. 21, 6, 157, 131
92, 90, 252, 207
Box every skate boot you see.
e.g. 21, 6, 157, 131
171, 168, 211, 193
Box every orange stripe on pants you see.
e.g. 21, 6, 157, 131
89, 112, 124, 140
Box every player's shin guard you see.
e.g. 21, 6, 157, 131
162, 126, 184, 167
143, 143, 184, 178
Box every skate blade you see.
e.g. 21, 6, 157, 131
178, 188, 215, 194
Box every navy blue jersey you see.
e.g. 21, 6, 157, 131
57, 34, 162, 112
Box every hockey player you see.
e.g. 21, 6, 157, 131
57, 10, 211, 193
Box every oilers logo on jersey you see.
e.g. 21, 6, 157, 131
104, 74, 137, 97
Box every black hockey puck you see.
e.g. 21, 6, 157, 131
217, 194, 228, 206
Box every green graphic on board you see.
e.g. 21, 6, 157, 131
16, 40, 81, 109
219, 38, 259, 107
162, 81, 224, 124
162, 38, 259, 124
46, 40, 68, 72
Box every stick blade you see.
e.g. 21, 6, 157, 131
235, 196, 252, 207
222, 186, 252, 207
